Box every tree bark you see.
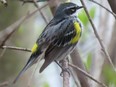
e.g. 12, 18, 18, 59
70, 48, 90, 87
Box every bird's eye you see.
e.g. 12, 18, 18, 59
70, 7, 76, 12
65, 7, 77, 15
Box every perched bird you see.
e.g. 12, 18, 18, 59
13, 2, 83, 83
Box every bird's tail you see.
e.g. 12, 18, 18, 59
13, 55, 36, 84
13, 43, 47, 83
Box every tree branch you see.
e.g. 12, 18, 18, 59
0, 45, 31, 52
0, 81, 9, 87
62, 59, 70, 87
0, 45, 108, 87
69, 63, 107, 87
47, 1, 70, 87
107, 0, 116, 14
69, 67, 81, 87
89, 0, 116, 18
80, 0, 116, 71
70, 49, 90, 87
32, 0, 48, 23
0, 3, 48, 46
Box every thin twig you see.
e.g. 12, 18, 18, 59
69, 67, 81, 87
71, 49, 90, 87
0, 48, 6, 60
0, 3, 48, 46
62, 59, 70, 87
0, 15, 27, 46
0, 81, 9, 87
32, 0, 48, 23
89, 0, 116, 18
69, 63, 107, 87
0, 45, 108, 87
0, 45, 31, 52
80, 0, 116, 71
32, 0, 39, 7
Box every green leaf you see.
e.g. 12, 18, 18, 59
43, 82, 50, 87
18, 25, 23, 34
103, 66, 116, 86
78, 10, 88, 26
85, 53, 92, 70
89, 7, 96, 19
78, 6, 96, 26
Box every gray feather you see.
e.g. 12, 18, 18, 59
13, 56, 36, 83
39, 45, 75, 73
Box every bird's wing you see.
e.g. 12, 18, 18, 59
13, 43, 44, 83
39, 44, 75, 73
39, 17, 82, 72
38, 17, 79, 47
13, 42, 48, 83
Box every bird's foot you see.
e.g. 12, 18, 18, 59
60, 68, 70, 77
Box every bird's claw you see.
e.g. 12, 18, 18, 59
60, 68, 70, 77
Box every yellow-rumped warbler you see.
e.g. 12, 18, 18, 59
13, 2, 83, 83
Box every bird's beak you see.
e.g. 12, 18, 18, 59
77, 6, 83, 9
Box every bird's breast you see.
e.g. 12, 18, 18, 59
70, 21, 82, 44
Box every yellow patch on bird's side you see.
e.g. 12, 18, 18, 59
70, 21, 81, 44
65, 0, 71, 2
31, 43, 38, 53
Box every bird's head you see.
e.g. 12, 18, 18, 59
54, 2, 83, 18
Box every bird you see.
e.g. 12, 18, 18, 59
13, 2, 83, 83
